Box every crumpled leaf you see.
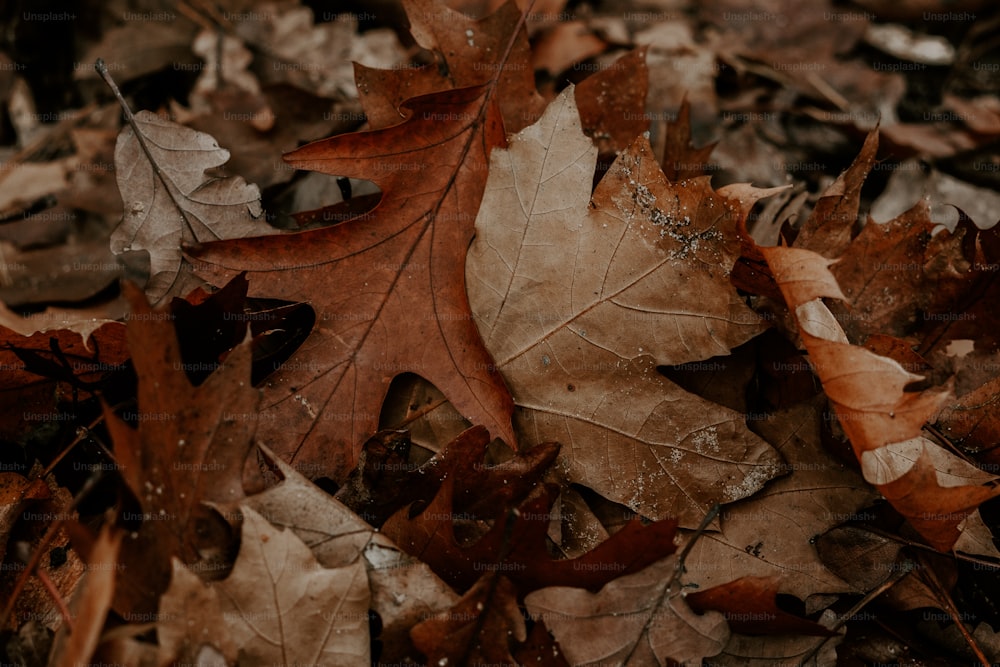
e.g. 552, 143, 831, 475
761, 244, 1000, 551
335, 425, 560, 526
189, 83, 515, 484
525, 555, 730, 666
157, 507, 370, 666
466, 86, 780, 525
112, 110, 274, 303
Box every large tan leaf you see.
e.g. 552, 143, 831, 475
243, 447, 459, 664
112, 111, 274, 303
466, 87, 781, 525
524, 555, 729, 666
761, 245, 1000, 551
158, 507, 370, 666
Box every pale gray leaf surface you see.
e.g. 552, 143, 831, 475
112, 111, 272, 302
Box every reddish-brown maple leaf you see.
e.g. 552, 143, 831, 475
188, 82, 515, 483
105, 283, 260, 613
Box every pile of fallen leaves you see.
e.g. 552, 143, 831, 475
1, 0, 1000, 665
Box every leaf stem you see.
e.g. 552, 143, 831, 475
668, 501, 720, 593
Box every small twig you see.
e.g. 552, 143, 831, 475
13, 543, 75, 634
796, 560, 915, 666
620, 503, 721, 665
386, 397, 450, 430
0, 471, 103, 629
915, 551, 991, 667
93, 59, 199, 239
667, 502, 721, 593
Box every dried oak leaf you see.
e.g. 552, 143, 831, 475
829, 199, 982, 342
354, 0, 545, 132
105, 283, 260, 613
680, 399, 878, 600
466, 86, 780, 526
335, 425, 559, 526
661, 97, 717, 182
112, 110, 274, 303
790, 130, 878, 258
761, 245, 1000, 551
524, 555, 730, 666
410, 572, 525, 667
686, 575, 835, 636
241, 446, 459, 664
157, 507, 370, 666
188, 84, 515, 483
382, 473, 678, 595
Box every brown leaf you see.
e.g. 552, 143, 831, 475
75, 19, 199, 86
0, 322, 128, 446
189, 83, 515, 483
158, 507, 370, 665
335, 425, 560, 525
112, 111, 274, 303
466, 87, 780, 525
681, 399, 878, 600
686, 576, 836, 636
532, 21, 608, 76
937, 376, 1000, 463
661, 97, 717, 182
382, 474, 679, 595
354, 0, 546, 132
792, 130, 878, 258
761, 244, 1000, 551
574, 48, 650, 159
240, 446, 459, 665
829, 199, 980, 341
410, 573, 526, 666
46, 526, 121, 667
157, 558, 238, 667
106, 283, 260, 613
524, 555, 730, 666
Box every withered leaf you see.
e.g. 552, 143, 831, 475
158, 507, 370, 666
112, 111, 274, 303
466, 87, 780, 525
382, 474, 678, 595
410, 573, 525, 666
525, 555, 730, 666
106, 283, 259, 613
761, 244, 1000, 551
189, 84, 514, 483
354, 0, 545, 132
